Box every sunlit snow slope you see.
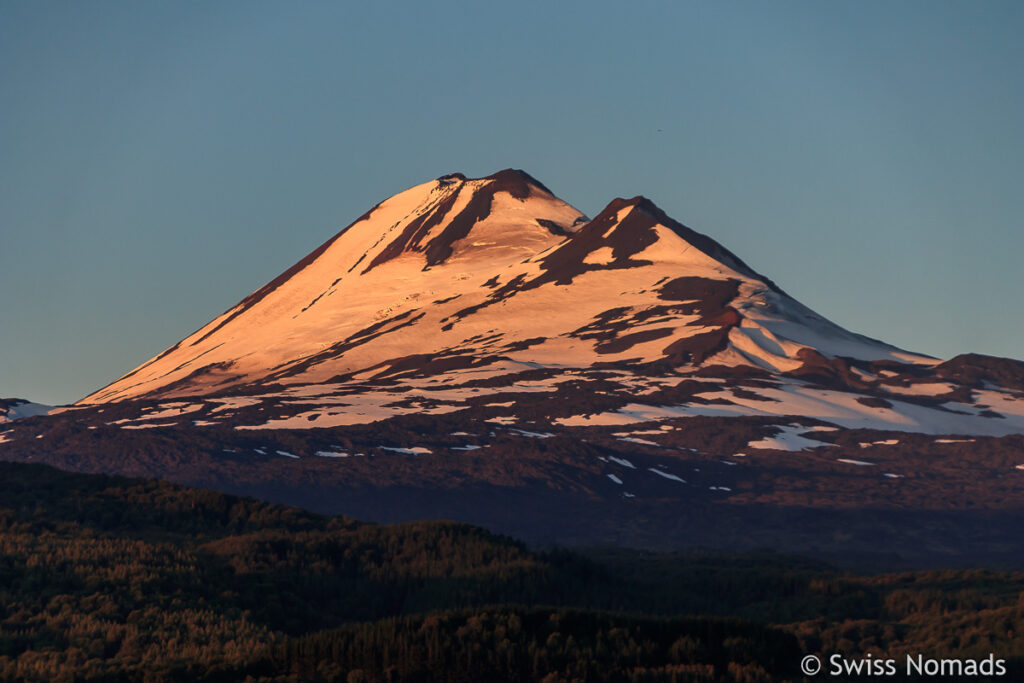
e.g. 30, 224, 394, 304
77, 169, 1024, 439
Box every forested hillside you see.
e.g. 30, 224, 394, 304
1, 461, 1021, 681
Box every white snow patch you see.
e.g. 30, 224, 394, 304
120, 423, 178, 430
860, 439, 900, 448
641, 382, 1024, 437
0, 401, 52, 422
237, 400, 462, 429
555, 412, 648, 427
746, 425, 834, 451
881, 382, 956, 397
934, 438, 974, 444
379, 446, 432, 455
210, 397, 262, 412
509, 428, 554, 438
648, 468, 686, 483
315, 450, 349, 458
617, 437, 660, 447
614, 429, 666, 436
276, 450, 299, 459
607, 473, 623, 485
850, 367, 876, 381
837, 458, 875, 466
883, 473, 903, 479
582, 246, 616, 265
608, 456, 636, 468
451, 445, 481, 451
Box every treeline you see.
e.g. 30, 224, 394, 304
591, 550, 1024, 680
260, 608, 798, 682
0, 461, 1022, 681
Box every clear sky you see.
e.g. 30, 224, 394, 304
2, 1, 1022, 405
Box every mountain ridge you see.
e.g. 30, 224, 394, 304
78, 169, 938, 405
3, 169, 1023, 563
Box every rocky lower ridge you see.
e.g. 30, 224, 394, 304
3, 395, 1023, 565
37, 352, 1024, 438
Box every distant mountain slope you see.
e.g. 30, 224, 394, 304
0, 397, 50, 423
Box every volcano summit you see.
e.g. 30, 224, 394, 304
4, 170, 1024, 565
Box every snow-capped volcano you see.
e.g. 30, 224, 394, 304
83, 169, 932, 405
72, 169, 1024, 440
6, 169, 1024, 564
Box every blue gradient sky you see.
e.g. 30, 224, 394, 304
2, 1, 1022, 405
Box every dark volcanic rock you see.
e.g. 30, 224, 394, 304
936, 353, 1024, 391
